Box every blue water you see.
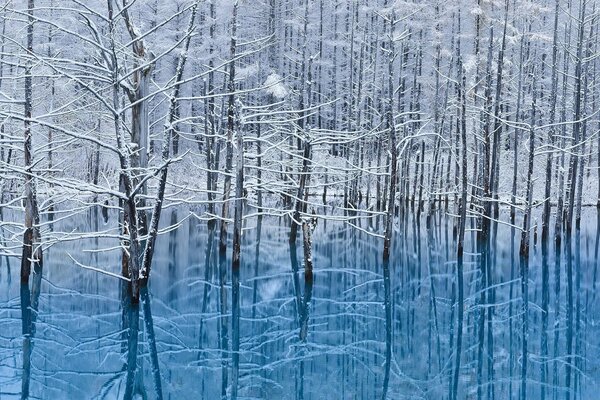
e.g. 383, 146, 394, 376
1, 207, 599, 399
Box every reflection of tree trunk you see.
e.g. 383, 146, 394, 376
509, 226, 516, 387
290, 243, 302, 333
198, 218, 217, 366
251, 215, 263, 396
565, 234, 573, 400
20, 281, 40, 399
120, 277, 130, 354
381, 254, 392, 400
218, 247, 229, 400
299, 219, 315, 342
592, 213, 600, 306
123, 298, 140, 400
574, 228, 582, 397
141, 286, 163, 400
252, 216, 263, 320
552, 220, 562, 399
199, 219, 216, 358
21, 287, 32, 397
425, 216, 441, 377
541, 223, 550, 400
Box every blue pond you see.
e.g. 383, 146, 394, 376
1, 206, 599, 399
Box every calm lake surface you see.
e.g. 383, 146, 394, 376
1, 206, 599, 399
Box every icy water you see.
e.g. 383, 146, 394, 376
1, 207, 599, 399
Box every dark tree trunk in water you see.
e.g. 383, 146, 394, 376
216, 3, 239, 398
19, 9, 44, 396
231, 4, 242, 397
564, 3, 586, 397
452, 56, 467, 400
540, 5, 560, 397
519, 70, 537, 400
21, 0, 43, 287
300, 217, 316, 342
20, 275, 42, 398
477, 18, 495, 400
297, 216, 316, 400
381, 8, 397, 400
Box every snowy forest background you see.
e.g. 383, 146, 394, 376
1, 0, 600, 399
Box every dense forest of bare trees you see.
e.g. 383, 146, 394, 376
1, 0, 600, 399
